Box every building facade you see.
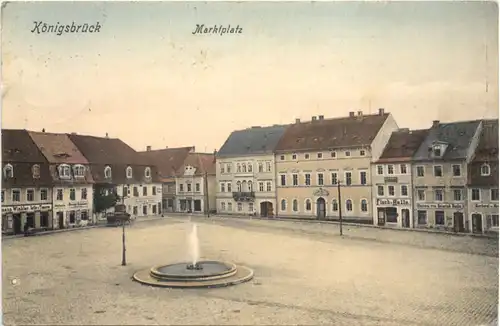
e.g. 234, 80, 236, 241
29, 131, 95, 228
412, 120, 483, 232
216, 125, 288, 217
175, 152, 216, 213
1, 129, 53, 234
467, 119, 499, 234
274, 109, 398, 222
372, 128, 428, 228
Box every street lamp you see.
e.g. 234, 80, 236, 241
204, 171, 210, 218
121, 184, 129, 266
337, 180, 343, 236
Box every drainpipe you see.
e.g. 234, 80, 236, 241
410, 162, 415, 229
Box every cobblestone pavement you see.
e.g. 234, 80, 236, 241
3, 217, 498, 325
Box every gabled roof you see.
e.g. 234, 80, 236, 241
176, 153, 216, 176
472, 119, 498, 162
377, 129, 429, 163
2, 129, 48, 163
28, 131, 89, 164
217, 125, 288, 157
413, 120, 482, 161
274, 112, 389, 152
138, 146, 194, 178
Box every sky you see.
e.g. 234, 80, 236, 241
1, 1, 498, 152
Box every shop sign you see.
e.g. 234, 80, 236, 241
384, 177, 398, 183
2, 204, 52, 214
416, 203, 464, 209
377, 198, 410, 206
475, 203, 499, 208
134, 198, 158, 205
68, 201, 89, 209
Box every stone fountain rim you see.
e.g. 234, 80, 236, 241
150, 260, 237, 280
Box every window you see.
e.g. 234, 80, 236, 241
433, 166, 443, 177
266, 162, 271, 172
317, 153, 323, 159
56, 189, 63, 201
133, 206, 138, 215
345, 172, 352, 186
12, 189, 20, 202
361, 199, 368, 212
452, 164, 461, 177
435, 211, 445, 225
179, 184, 184, 192
152, 186, 157, 195
248, 181, 253, 192
248, 163, 253, 172
317, 173, 324, 186
1, 190, 4, 203
471, 188, 480, 201
387, 165, 394, 175
266, 182, 272, 192
292, 174, 298, 186
433, 145, 442, 157
134, 186, 139, 196
104, 166, 112, 179
143, 186, 148, 196
401, 185, 408, 196
360, 171, 367, 185
237, 164, 241, 172
435, 189, 443, 201
400, 164, 407, 174
195, 183, 200, 192
453, 189, 462, 201
305, 174, 311, 186
40, 189, 49, 200
26, 189, 34, 202
258, 163, 263, 173
330, 151, 337, 158
332, 199, 338, 212
491, 189, 499, 201
81, 188, 87, 200
227, 183, 232, 192
145, 167, 152, 178
360, 150, 366, 156
491, 214, 499, 227
292, 199, 298, 212
3, 164, 13, 178
143, 205, 148, 215
227, 202, 232, 211
388, 186, 395, 196
280, 174, 286, 186
280, 155, 285, 161
345, 151, 351, 157
32, 164, 40, 178
417, 211, 427, 225
237, 203, 242, 211
126, 166, 133, 178
249, 203, 254, 212
242, 164, 247, 173
305, 199, 311, 211
377, 165, 383, 175
292, 154, 297, 160
220, 183, 225, 192
221, 202, 226, 211
69, 211, 76, 224
70, 188, 76, 201
58, 164, 71, 178
220, 164, 225, 174
187, 184, 193, 192
258, 182, 264, 192
281, 199, 286, 211
481, 164, 491, 176
377, 186, 384, 196
417, 189, 425, 201
346, 199, 353, 211
416, 166, 424, 177
227, 164, 232, 173
331, 173, 338, 185
73, 164, 85, 177
152, 205, 157, 214
305, 154, 310, 159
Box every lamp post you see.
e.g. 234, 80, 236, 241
337, 180, 343, 236
204, 171, 210, 218
121, 185, 128, 266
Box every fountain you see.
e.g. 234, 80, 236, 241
133, 222, 254, 288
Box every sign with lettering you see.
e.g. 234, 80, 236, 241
376, 198, 410, 206
68, 201, 89, 209
2, 204, 52, 214
416, 203, 464, 209
384, 177, 398, 183
134, 198, 159, 205
475, 203, 499, 208
313, 187, 330, 197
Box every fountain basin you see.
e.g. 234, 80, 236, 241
133, 260, 254, 288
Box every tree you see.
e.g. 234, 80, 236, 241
93, 184, 120, 214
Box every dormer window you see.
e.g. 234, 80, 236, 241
73, 164, 86, 178
126, 166, 133, 178
145, 167, 151, 178
433, 145, 442, 157
32, 164, 40, 179
481, 164, 491, 176
58, 164, 71, 179
3, 164, 13, 178
104, 166, 112, 179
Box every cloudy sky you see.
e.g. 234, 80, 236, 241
2, 1, 498, 152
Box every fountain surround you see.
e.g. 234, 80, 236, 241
133, 223, 254, 289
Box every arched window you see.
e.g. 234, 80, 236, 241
227, 202, 232, 211
32, 164, 40, 179
361, 199, 368, 212
3, 164, 13, 178
481, 164, 491, 176
227, 182, 232, 192
145, 167, 151, 178
73, 164, 85, 177
126, 166, 133, 178
236, 181, 242, 192
305, 199, 312, 211
281, 199, 286, 211
221, 202, 226, 211
332, 199, 338, 212
248, 163, 253, 172
237, 164, 241, 172
241, 181, 247, 192
258, 163, 263, 172
242, 164, 247, 173
292, 199, 298, 212
104, 166, 112, 179
58, 164, 71, 179
346, 199, 353, 212
248, 181, 253, 192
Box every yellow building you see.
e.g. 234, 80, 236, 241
274, 109, 398, 222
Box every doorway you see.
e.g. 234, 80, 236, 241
194, 200, 202, 212
377, 208, 386, 226
472, 213, 483, 234
57, 212, 64, 229
26, 213, 35, 228
453, 212, 465, 233
13, 214, 22, 234
260, 201, 274, 217
402, 209, 410, 228
316, 197, 326, 219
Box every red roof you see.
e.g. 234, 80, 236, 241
377, 129, 429, 163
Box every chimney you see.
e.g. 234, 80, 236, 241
146, 146, 152, 151
312, 116, 317, 121
213, 149, 218, 163
165, 146, 169, 149
432, 120, 440, 128
357, 111, 363, 116
71, 132, 77, 135
318, 115, 324, 120
295, 118, 300, 124
105, 132, 109, 138
378, 108, 385, 115
349, 111, 355, 118
42, 128, 46, 133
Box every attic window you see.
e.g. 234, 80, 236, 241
54, 152, 71, 158
145, 167, 151, 178
73, 164, 86, 178
58, 164, 71, 179
32, 164, 40, 179
3, 164, 13, 178
104, 166, 112, 179
126, 166, 133, 178
481, 164, 491, 176
432, 145, 442, 157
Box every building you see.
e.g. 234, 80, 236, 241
274, 109, 398, 222
467, 119, 499, 234
138, 146, 194, 213
175, 152, 216, 213
372, 128, 429, 228
216, 125, 288, 217
412, 120, 483, 232
1, 129, 53, 234
29, 131, 95, 228
67, 133, 162, 218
